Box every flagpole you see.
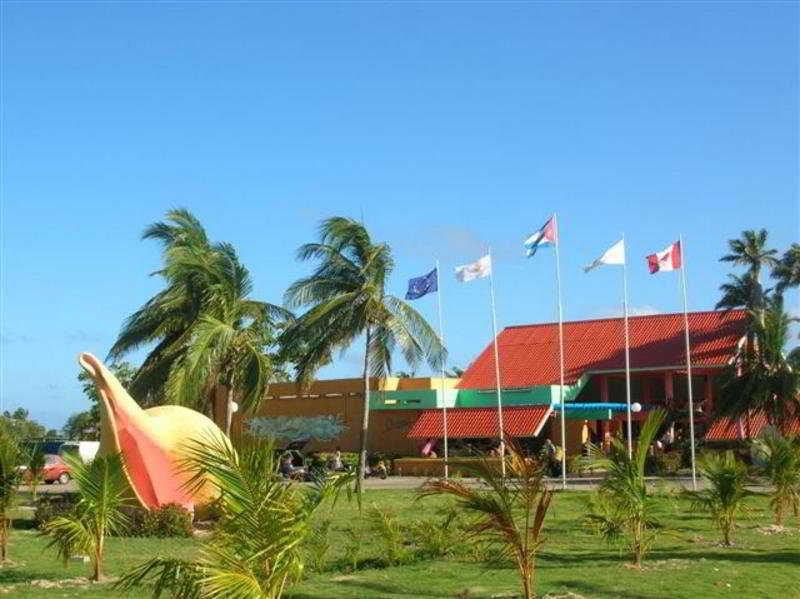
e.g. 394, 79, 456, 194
488, 246, 506, 478
435, 260, 449, 479
553, 214, 567, 490
623, 234, 633, 459
679, 235, 698, 490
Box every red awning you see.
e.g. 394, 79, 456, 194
407, 406, 552, 439
705, 411, 800, 441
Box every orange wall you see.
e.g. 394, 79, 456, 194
221, 382, 424, 455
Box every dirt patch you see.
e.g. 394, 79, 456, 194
623, 559, 691, 571
757, 525, 794, 536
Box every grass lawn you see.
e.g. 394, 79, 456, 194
0, 488, 797, 598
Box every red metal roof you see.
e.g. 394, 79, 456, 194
458, 310, 748, 389
705, 411, 800, 441
407, 405, 552, 439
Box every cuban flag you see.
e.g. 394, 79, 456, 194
647, 241, 682, 273
524, 215, 557, 258
405, 268, 438, 300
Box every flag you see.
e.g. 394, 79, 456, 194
524, 216, 557, 257
405, 268, 438, 300
584, 238, 625, 272
455, 255, 491, 282
647, 240, 681, 273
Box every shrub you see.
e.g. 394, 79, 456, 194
34, 495, 78, 530
342, 524, 364, 572
408, 506, 464, 559
366, 505, 412, 566
120, 503, 193, 538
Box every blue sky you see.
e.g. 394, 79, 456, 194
1, 2, 797, 429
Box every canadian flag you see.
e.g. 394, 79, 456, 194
647, 241, 681, 273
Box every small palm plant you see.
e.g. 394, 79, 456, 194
27, 446, 46, 502
41, 452, 131, 581
585, 409, 666, 568
419, 441, 552, 599
687, 451, 753, 546
0, 429, 23, 561
117, 435, 354, 599
752, 431, 800, 525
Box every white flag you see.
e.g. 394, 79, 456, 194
584, 239, 625, 272
455, 255, 491, 282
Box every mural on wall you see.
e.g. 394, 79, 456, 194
247, 415, 347, 442
78, 352, 229, 515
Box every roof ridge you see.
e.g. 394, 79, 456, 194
503, 309, 746, 331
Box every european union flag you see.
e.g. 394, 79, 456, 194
405, 268, 438, 300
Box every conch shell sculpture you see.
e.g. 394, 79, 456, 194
78, 352, 229, 514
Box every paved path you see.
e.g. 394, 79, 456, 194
24, 476, 770, 495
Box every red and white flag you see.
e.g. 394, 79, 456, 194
647, 241, 681, 273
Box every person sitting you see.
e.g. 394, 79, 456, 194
332, 448, 344, 471
279, 455, 296, 478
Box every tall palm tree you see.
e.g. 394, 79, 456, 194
168, 243, 291, 435
715, 274, 768, 312
773, 243, 800, 295
108, 209, 214, 402
715, 296, 800, 429
720, 229, 779, 286
109, 210, 290, 430
282, 217, 446, 492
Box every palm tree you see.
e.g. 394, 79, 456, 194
0, 429, 23, 561
720, 229, 778, 287
282, 217, 446, 492
773, 243, 800, 295
108, 209, 214, 403
585, 409, 666, 567
715, 296, 800, 429
715, 274, 768, 312
445, 366, 465, 378
686, 451, 753, 546
165, 242, 291, 435
41, 452, 131, 581
109, 210, 290, 431
753, 430, 800, 525
116, 435, 353, 598
419, 441, 553, 599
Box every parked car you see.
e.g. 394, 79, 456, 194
22, 454, 71, 485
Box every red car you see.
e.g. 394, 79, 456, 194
23, 454, 71, 485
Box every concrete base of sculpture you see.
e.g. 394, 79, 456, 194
78, 352, 229, 515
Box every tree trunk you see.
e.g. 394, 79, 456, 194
1, 516, 7, 561
225, 370, 235, 438
357, 327, 372, 496
94, 531, 104, 581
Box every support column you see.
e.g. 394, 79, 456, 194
665, 371, 675, 442
600, 375, 609, 403
704, 374, 713, 413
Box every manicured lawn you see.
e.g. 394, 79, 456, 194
0, 488, 797, 598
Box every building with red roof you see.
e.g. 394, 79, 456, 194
418, 309, 752, 454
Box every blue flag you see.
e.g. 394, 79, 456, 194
405, 268, 438, 300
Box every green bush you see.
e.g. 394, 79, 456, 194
647, 451, 683, 475
33, 495, 78, 529
119, 503, 193, 538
